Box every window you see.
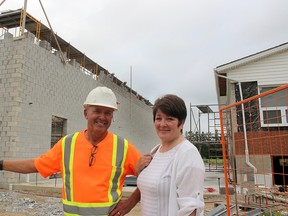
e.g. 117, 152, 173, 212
259, 86, 288, 127
51, 116, 67, 148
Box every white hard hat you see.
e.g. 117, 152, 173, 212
83, 86, 118, 110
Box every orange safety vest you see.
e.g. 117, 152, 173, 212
62, 132, 128, 216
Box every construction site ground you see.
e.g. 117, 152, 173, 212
0, 189, 226, 216
0, 169, 225, 215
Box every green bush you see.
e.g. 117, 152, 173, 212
261, 211, 288, 216
203, 158, 223, 165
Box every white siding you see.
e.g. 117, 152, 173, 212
227, 50, 288, 86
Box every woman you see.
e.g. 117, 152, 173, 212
136, 94, 205, 216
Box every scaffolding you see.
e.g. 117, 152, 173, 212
189, 104, 223, 171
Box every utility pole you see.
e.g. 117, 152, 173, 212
130, 66, 132, 119
189, 103, 192, 132
21, 0, 28, 36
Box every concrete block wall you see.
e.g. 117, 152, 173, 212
0, 31, 158, 183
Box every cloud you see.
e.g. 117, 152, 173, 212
1, 0, 288, 132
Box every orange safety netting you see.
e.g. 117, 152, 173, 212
219, 84, 288, 215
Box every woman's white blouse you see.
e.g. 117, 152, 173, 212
137, 140, 205, 216
137, 145, 179, 216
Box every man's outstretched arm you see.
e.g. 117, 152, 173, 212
1, 159, 38, 173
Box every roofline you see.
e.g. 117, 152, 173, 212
214, 42, 288, 73
0, 9, 154, 106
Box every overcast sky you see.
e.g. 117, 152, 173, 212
1, 0, 288, 131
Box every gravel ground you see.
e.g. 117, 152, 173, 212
0, 189, 142, 216
0, 189, 226, 215
0, 190, 63, 216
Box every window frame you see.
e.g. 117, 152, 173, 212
259, 85, 288, 127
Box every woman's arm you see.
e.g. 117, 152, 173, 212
175, 147, 205, 216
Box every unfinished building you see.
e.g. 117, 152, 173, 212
0, 9, 158, 184
215, 42, 288, 214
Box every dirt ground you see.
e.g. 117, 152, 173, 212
0, 189, 226, 216
127, 194, 227, 216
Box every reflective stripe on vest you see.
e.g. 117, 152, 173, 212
62, 133, 128, 215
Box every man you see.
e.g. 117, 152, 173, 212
0, 86, 141, 216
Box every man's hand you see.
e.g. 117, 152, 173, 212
109, 188, 140, 216
109, 199, 130, 216
134, 153, 152, 175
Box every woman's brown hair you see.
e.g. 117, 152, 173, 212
153, 94, 187, 127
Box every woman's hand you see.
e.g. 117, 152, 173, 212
135, 153, 152, 175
